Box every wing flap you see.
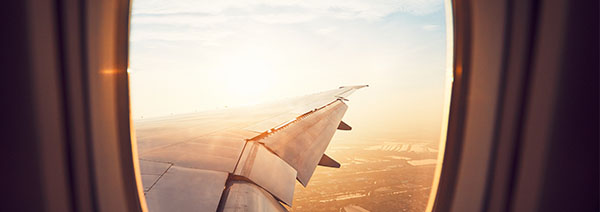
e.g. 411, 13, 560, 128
219, 181, 288, 212
257, 100, 348, 186
233, 141, 297, 206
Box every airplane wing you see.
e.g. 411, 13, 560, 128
135, 85, 368, 211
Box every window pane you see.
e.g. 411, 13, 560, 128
130, 0, 452, 211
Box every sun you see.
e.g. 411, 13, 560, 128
218, 48, 278, 105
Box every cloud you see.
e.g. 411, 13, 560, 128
250, 13, 318, 24
421, 24, 440, 31
130, 0, 444, 47
315, 27, 337, 35
132, 13, 230, 27
133, 0, 444, 22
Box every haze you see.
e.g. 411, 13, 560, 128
129, 0, 448, 145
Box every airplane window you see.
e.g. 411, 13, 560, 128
129, 0, 453, 211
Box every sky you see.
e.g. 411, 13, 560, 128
129, 0, 450, 144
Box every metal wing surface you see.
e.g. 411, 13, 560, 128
135, 85, 368, 212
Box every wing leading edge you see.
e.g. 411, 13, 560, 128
135, 85, 368, 211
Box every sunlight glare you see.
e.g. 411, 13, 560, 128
218, 47, 278, 105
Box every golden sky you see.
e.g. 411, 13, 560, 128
129, 0, 449, 144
